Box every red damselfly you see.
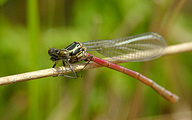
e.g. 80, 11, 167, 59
48, 32, 179, 103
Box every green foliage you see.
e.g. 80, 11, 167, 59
0, 0, 7, 6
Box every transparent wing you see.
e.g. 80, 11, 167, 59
82, 32, 167, 62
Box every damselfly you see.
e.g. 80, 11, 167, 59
48, 32, 179, 103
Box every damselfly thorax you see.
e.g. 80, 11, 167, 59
48, 41, 87, 65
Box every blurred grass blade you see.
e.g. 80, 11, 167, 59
27, 0, 40, 119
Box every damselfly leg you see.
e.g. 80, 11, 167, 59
76, 54, 94, 78
49, 48, 78, 78
58, 60, 78, 78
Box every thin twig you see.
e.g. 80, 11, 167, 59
0, 42, 192, 86
163, 42, 192, 55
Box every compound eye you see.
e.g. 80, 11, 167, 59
48, 48, 58, 56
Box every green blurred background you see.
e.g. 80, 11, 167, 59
0, 0, 192, 120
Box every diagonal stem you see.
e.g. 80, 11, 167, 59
0, 42, 192, 86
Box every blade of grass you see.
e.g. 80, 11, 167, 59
27, 0, 40, 119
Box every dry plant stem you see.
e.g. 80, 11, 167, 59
163, 42, 192, 55
0, 63, 99, 86
0, 41, 192, 86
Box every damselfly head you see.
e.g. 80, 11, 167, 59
48, 48, 60, 57
48, 48, 70, 61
